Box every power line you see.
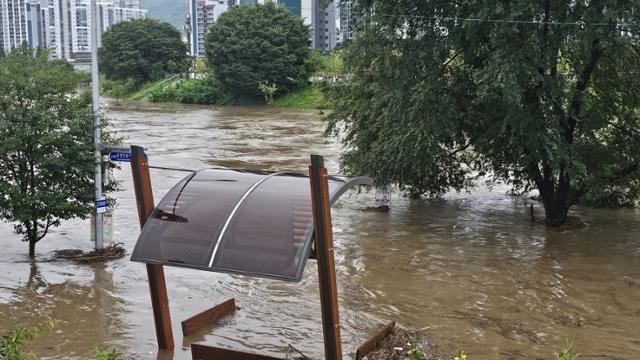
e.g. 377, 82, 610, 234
296, 5, 639, 29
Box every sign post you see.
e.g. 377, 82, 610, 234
90, 0, 103, 250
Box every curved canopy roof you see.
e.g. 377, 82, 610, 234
131, 169, 372, 282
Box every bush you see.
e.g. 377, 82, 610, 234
148, 75, 225, 105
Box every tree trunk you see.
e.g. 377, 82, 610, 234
538, 173, 571, 226
542, 198, 570, 226
28, 238, 36, 258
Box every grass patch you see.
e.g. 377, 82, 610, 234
272, 84, 327, 109
1, 320, 55, 360
101, 76, 182, 102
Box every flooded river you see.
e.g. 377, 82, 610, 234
1, 102, 639, 359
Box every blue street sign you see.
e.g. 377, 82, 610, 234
109, 151, 147, 162
109, 151, 132, 162
96, 196, 107, 214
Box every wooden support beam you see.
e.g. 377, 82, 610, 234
191, 344, 285, 360
309, 155, 343, 360
355, 321, 396, 360
131, 145, 175, 350
182, 298, 236, 336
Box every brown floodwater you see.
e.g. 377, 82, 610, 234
0, 101, 638, 359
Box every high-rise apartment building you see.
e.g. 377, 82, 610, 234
69, 0, 145, 56
24, 0, 43, 49
0, 0, 145, 59
187, 0, 340, 58
189, 0, 214, 58
339, 0, 355, 44
0, 0, 28, 53
43, 0, 71, 59
298, 0, 338, 51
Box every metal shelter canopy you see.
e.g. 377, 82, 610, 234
131, 168, 372, 282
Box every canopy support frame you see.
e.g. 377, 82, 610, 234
310, 155, 343, 360
131, 145, 175, 350
131, 151, 347, 359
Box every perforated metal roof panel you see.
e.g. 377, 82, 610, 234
131, 169, 372, 282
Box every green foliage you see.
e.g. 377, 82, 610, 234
327, 1, 640, 224
99, 19, 188, 82
0, 320, 55, 360
108, 79, 136, 105
148, 75, 225, 105
195, 59, 208, 74
273, 84, 327, 109
555, 340, 579, 360
309, 50, 345, 76
454, 349, 468, 360
409, 346, 425, 360
101, 77, 137, 99
205, 3, 312, 99
258, 81, 278, 105
93, 346, 124, 360
0, 46, 118, 257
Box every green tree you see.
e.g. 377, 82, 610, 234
0, 46, 116, 257
328, 1, 640, 225
99, 18, 188, 82
109, 79, 134, 106
205, 3, 312, 99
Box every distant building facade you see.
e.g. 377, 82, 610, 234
188, 0, 341, 58
189, 0, 213, 58
0, 0, 146, 60
0, 0, 28, 53
338, 0, 355, 44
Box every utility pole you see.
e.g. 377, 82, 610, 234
90, 0, 104, 250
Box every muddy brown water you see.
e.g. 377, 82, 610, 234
0, 101, 639, 359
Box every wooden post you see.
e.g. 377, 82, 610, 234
191, 344, 285, 360
131, 146, 175, 350
355, 321, 396, 360
309, 155, 342, 360
182, 298, 236, 336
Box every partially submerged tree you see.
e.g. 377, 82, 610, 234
328, 1, 640, 225
100, 18, 188, 82
0, 46, 116, 257
205, 3, 312, 99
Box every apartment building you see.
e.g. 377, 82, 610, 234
0, 0, 145, 59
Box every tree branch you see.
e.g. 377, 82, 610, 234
565, 38, 601, 143
36, 217, 52, 243
608, 162, 640, 183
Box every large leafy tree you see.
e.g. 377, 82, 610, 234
0, 46, 115, 257
205, 3, 312, 100
328, 1, 640, 225
99, 18, 188, 82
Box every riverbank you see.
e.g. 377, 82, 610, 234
102, 76, 329, 110
272, 84, 327, 109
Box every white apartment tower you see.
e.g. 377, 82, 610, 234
190, 0, 230, 58
43, 0, 72, 59
24, 0, 43, 49
69, 0, 145, 57
0, 0, 28, 53
0, 0, 146, 58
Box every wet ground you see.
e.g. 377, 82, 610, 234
0, 101, 638, 359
